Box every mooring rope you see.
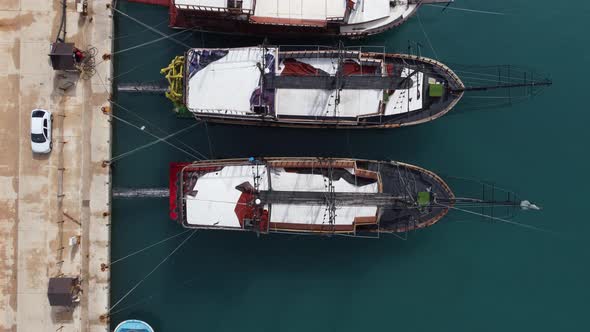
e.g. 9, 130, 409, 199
106, 105, 204, 161
112, 29, 190, 56
110, 6, 192, 49
110, 100, 206, 159
110, 229, 192, 266
93, 48, 209, 162
112, 32, 194, 81
109, 229, 198, 311
109, 121, 204, 164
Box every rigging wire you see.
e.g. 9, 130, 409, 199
203, 121, 215, 158
416, 11, 439, 60
110, 229, 192, 266
434, 202, 555, 235
426, 4, 506, 16
109, 229, 198, 311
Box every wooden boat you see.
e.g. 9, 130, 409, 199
162, 46, 465, 129
168, 0, 453, 38
169, 157, 455, 236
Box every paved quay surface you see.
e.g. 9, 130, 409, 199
0, 1, 112, 331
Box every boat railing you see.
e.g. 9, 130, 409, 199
327, 16, 345, 22
175, 3, 254, 15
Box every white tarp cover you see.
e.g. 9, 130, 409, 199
384, 69, 424, 115
276, 89, 383, 117
270, 169, 378, 225
275, 57, 383, 117
185, 165, 378, 227
175, 0, 226, 7
187, 47, 267, 114
186, 165, 269, 227
175, 0, 255, 10
254, 0, 346, 20
347, 0, 390, 24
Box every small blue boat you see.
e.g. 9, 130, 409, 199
114, 319, 154, 332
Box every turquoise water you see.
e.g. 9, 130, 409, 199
110, 1, 590, 331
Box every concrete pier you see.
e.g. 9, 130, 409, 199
0, 1, 112, 331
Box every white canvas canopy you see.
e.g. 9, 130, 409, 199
347, 0, 390, 24
186, 47, 273, 114
185, 165, 378, 228
175, 0, 255, 10
253, 0, 347, 21
186, 48, 425, 119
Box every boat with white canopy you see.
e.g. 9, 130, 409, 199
169, 0, 453, 38
162, 45, 465, 128
169, 157, 455, 236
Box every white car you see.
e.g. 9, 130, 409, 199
30, 108, 53, 154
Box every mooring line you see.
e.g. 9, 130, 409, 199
110, 121, 203, 164
109, 229, 197, 311
93, 42, 208, 162
110, 229, 192, 266
108, 109, 205, 161
112, 29, 190, 56
110, 6, 193, 49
